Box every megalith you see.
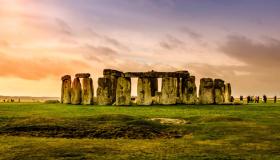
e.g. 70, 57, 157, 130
214, 79, 225, 104
187, 76, 197, 104
224, 83, 232, 103
75, 73, 91, 78
137, 78, 153, 105
97, 77, 114, 105
82, 78, 94, 105
160, 77, 178, 105
103, 69, 123, 103
71, 77, 82, 105
61, 75, 71, 104
199, 78, 214, 104
116, 77, 131, 105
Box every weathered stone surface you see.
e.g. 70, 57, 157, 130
179, 76, 197, 104
137, 78, 153, 105
116, 77, 131, 106
187, 76, 197, 104
152, 92, 162, 105
61, 75, 71, 81
97, 77, 114, 105
214, 79, 225, 104
181, 76, 197, 104
61, 75, 71, 104
124, 71, 189, 78
103, 69, 124, 77
71, 78, 82, 105
160, 77, 178, 105
75, 73, 91, 78
199, 78, 214, 104
224, 83, 231, 103
82, 78, 94, 105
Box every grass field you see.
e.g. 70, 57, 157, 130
0, 103, 280, 160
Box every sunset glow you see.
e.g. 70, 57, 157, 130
0, 0, 280, 97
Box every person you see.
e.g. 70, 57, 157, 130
263, 95, 267, 103
247, 96, 250, 104
240, 96, 243, 102
274, 96, 277, 103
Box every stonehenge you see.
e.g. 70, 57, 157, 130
61, 69, 232, 106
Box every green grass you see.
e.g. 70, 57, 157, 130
0, 103, 280, 159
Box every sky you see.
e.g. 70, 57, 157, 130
0, 0, 280, 97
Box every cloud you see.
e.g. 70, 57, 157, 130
0, 53, 90, 80
159, 34, 184, 50
180, 26, 203, 40
55, 18, 73, 36
220, 35, 280, 69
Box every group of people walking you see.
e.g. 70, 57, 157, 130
239, 95, 277, 104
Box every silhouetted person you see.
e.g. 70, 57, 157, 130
247, 96, 250, 104
240, 96, 243, 101
263, 95, 267, 103
274, 96, 277, 103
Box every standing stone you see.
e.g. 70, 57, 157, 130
224, 83, 232, 103
180, 76, 197, 104
71, 78, 82, 105
116, 77, 131, 106
97, 77, 114, 105
82, 78, 94, 105
214, 79, 225, 104
61, 75, 71, 104
187, 76, 197, 104
199, 78, 214, 104
160, 77, 178, 105
137, 78, 153, 105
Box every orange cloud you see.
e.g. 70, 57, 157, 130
0, 53, 90, 80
